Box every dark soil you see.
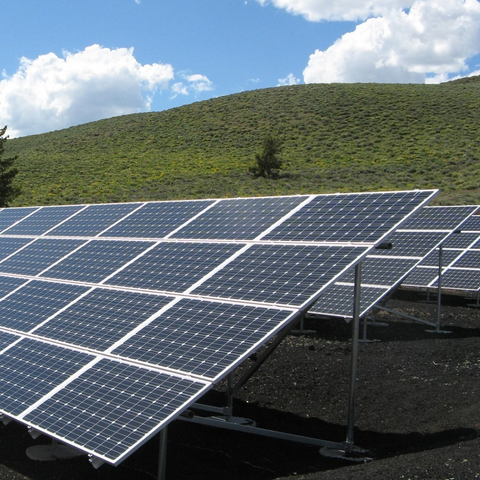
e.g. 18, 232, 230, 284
0, 289, 478, 479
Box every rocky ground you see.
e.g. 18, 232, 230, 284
0, 289, 478, 479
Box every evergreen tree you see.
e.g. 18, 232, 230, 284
249, 134, 283, 179
0, 127, 21, 207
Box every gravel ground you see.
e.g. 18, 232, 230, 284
0, 289, 478, 479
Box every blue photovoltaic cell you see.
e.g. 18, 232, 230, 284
0, 207, 38, 233
107, 242, 244, 293
0, 331, 20, 352
24, 359, 207, 463
40, 240, 154, 283
374, 231, 448, 257
3, 205, 84, 236
100, 200, 215, 238
420, 249, 463, 267
0, 237, 35, 261
398, 206, 478, 230
0, 281, 89, 332
310, 284, 388, 318
35, 289, 172, 351
442, 233, 480, 248
113, 298, 294, 379
194, 244, 370, 306
403, 267, 438, 287
264, 191, 435, 243
0, 239, 85, 276
451, 250, 480, 268
335, 256, 419, 286
436, 268, 480, 290
0, 338, 92, 416
0, 276, 29, 299
172, 196, 307, 240
47, 203, 141, 237
456, 216, 480, 232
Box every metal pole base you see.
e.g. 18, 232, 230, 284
425, 329, 452, 334
319, 446, 372, 463
26, 444, 85, 461
212, 416, 256, 426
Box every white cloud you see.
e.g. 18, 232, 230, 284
171, 73, 214, 98
302, 0, 480, 83
277, 73, 300, 86
0, 44, 174, 137
256, 0, 414, 21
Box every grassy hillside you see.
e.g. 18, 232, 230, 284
6, 79, 480, 207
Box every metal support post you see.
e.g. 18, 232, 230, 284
158, 426, 168, 480
226, 372, 234, 421
346, 262, 362, 451
426, 244, 451, 334
436, 245, 443, 332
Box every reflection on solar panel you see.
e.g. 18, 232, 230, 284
309, 206, 477, 319
0, 191, 437, 467
403, 213, 480, 292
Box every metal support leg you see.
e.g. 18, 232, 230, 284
346, 263, 361, 451
226, 372, 234, 421
426, 245, 451, 334
158, 426, 168, 480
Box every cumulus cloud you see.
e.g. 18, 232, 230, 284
277, 73, 300, 86
256, 0, 414, 22
171, 73, 214, 98
303, 0, 480, 84
0, 45, 174, 137
259, 0, 480, 84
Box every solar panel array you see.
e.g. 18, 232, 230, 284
0, 191, 437, 466
309, 206, 477, 319
404, 212, 480, 291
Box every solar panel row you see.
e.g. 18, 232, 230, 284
404, 214, 480, 291
309, 206, 478, 319
0, 191, 438, 466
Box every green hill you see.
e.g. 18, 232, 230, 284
5, 79, 480, 207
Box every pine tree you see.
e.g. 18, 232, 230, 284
0, 127, 21, 207
249, 134, 283, 179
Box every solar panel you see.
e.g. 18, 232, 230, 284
309, 205, 477, 319
0, 207, 39, 233
0, 237, 34, 260
0, 339, 92, 416
100, 200, 215, 238
33, 289, 173, 351
403, 209, 480, 292
0, 239, 85, 276
106, 242, 244, 292
265, 190, 435, 243
2, 205, 84, 235
171, 196, 307, 240
0, 281, 89, 332
194, 244, 370, 307
0, 190, 438, 466
47, 203, 141, 237
112, 299, 295, 379
22, 359, 209, 464
40, 240, 155, 283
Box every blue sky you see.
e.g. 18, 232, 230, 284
1, 0, 480, 137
